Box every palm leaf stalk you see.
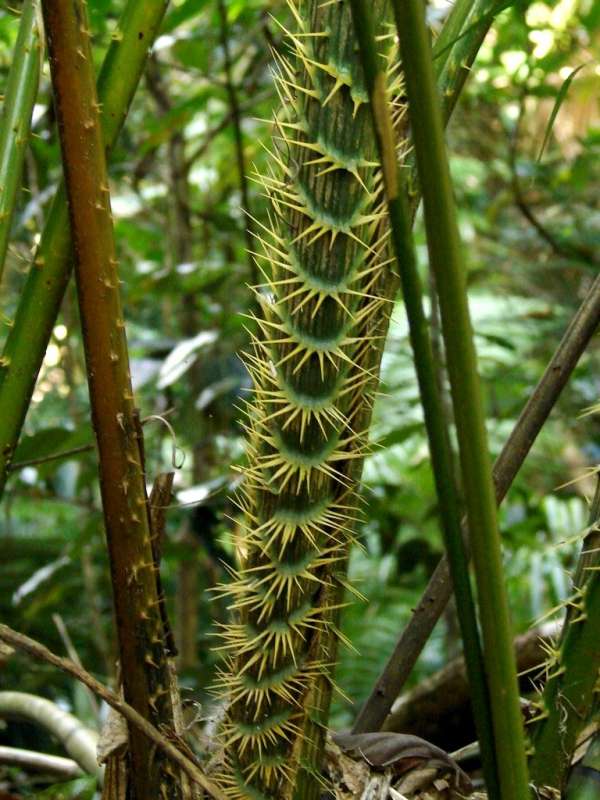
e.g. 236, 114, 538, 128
0, 0, 42, 280
0, 0, 170, 496
41, 2, 181, 798
215, 2, 401, 797
529, 476, 600, 792
391, 0, 530, 797
346, 3, 500, 797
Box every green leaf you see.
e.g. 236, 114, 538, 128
13, 427, 93, 477
537, 63, 592, 162
377, 422, 424, 450
161, 0, 210, 34
433, 0, 515, 61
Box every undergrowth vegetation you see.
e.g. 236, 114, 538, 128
0, 0, 599, 799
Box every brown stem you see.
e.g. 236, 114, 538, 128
508, 96, 597, 268
0, 625, 227, 800
384, 620, 560, 741
353, 271, 600, 733
41, 3, 181, 797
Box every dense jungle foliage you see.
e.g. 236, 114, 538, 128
0, 0, 599, 798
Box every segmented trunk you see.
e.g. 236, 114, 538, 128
217, 3, 399, 798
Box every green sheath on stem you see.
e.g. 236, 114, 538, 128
346, 4, 499, 797
391, 0, 530, 797
41, 1, 180, 798
0, 0, 42, 279
530, 478, 600, 792
0, 0, 170, 496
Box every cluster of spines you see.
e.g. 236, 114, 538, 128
216, 3, 401, 798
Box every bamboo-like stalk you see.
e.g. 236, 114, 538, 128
41, 3, 180, 798
390, 1, 530, 797
529, 479, 600, 791
0, 0, 170, 496
572, 477, 600, 590
0, 0, 42, 279
346, 3, 499, 797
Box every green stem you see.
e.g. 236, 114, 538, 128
0, 0, 170, 496
530, 479, 600, 792
347, 3, 499, 796
216, 0, 256, 286
435, 0, 499, 122
391, 1, 530, 798
0, 0, 42, 279
41, 2, 180, 798
432, 0, 475, 76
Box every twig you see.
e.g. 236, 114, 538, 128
508, 93, 596, 267
183, 90, 271, 172
0, 625, 227, 800
9, 443, 94, 471
356, 271, 600, 732
216, 0, 256, 286
52, 613, 100, 719
8, 414, 169, 472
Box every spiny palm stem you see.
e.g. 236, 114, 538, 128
346, 4, 500, 797
391, 0, 530, 797
0, 0, 170, 496
0, 0, 42, 279
41, 2, 181, 797
217, 3, 395, 797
